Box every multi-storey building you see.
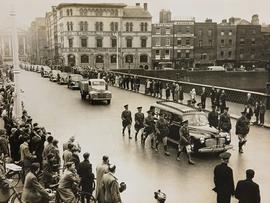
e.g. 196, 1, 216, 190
216, 19, 237, 67
235, 19, 262, 67
28, 17, 47, 64
159, 9, 171, 23
194, 19, 217, 68
0, 27, 28, 64
173, 19, 195, 68
46, 3, 152, 69
261, 25, 270, 64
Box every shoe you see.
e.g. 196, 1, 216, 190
164, 151, 170, 156
239, 148, 243, 153
176, 157, 181, 161
129, 136, 132, 139
135, 138, 137, 141
155, 148, 158, 152
188, 160, 195, 165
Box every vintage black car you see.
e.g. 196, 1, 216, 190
150, 101, 232, 153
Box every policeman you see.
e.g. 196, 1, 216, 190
121, 104, 132, 139
134, 107, 145, 141
219, 107, 231, 133
213, 152, 235, 203
177, 120, 195, 165
143, 110, 156, 148
208, 105, 219, 128
236, 111, 250, 153
155, 113, 170, 156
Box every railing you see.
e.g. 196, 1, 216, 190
109, 70, 270, 107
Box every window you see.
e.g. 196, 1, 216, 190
79, 22, 84, 31
67, 22, 73, 31
67, 9, 73, 16
96, 55, 104, 63
140, 23, 144, 32
198, 30, 203, 37
185, 50, 190, 58
198, 40, 202, 47
79, 21, 88, 31
111, 38, 117, 48
240, 38, 245, 45
177, 38, 182, 46
166, 28, 171, 34
228, 39, 232, 45
201, 53, 207, 60
177, 50, 181, 58
126, 22, 133, 32
166, 38, 170, 46
252, 38, 256, 45
141, 38, 147, 48
95, 22, 103, 31
208, 29, 212, 36
186, 38, 190, 45
221, 39, 225, 46
156, 50, 160, 55
81, 38, 87, 47
220, 51, 224, 58
228, 51, 232, 58
110, 55, 117, 63
125, 55, 133, 63
110, 22, 118, 32
209, 40, 213, 47
81, 55, 89, 63
165, 50, 170, 55
228, 31, 232, 36
186, 26, 190, 33
156, 28, 161, 34
156, 38, 161, 46
252, 29, 256, 34
60, 11, 63, 17
140, 55, 148, 63
126, 38, 132, 48
96, 38, 103, 48
68, 38, 73, 48
221, 31, 224, 36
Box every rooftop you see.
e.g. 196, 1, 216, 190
56, 3, 127, 9
123, 6, 152, 18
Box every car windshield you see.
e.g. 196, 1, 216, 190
71, 75, 82, 81
183, 114, 208, 126
92, 81, 105, 86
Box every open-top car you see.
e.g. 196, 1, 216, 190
150, 101, 232, 153
49, 70, 62, 82
67, 74, 83, 89
58, 72, 69, 85
79, 79, 112, 104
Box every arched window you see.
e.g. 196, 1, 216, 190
130, 23, 133, 32
100, 22, 103, 31
96, 55, 104, 63
125, 55, 133, 63
140, 55, 148, 63
140, 23, 144, 32
110, 22, 114, 31
144, 23, 148, 32
81, 55, 89, 63
68, 54, 76, 66
79, 21, 84, 31
126, 22, 129, 32
95, 22, 99, 31
115, 22, 118, 31
84, 21, 88, 31
70, 22, 73, 31
110, 55, 117, 63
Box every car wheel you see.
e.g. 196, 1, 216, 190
107, 100, 111, 105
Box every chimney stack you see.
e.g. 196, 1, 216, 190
222, 19, 227, 24
144, 3, 148, 10
136, 3, 140, 7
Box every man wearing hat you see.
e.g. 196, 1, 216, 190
134, 106, 144, 141
219, 107, 232, 133
155, 113, 170, 156
213, 152, 235, 203
121, 104, 132, 139
22, 162, 50, 203
142, 110, 156, 148
177, 120, 195, 165
235, 169, 261, 203
236, 111, 250, 153
201, 87, 207, 109
208, 105, 219, 129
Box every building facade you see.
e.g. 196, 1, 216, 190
194, 19, 217, 68
46, 3, 152, 69
159, 9, 171, 23
28, 17, 47, 64
216, 19, 236, 67
0, 27, 28, 64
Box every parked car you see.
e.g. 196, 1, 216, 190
79, 79, 112, 104
67, 74, 83, 89
49, 70, 62, 82
207, 66, 225, 71
150, 101, 232, 153
41, 66, 51, 78
58, 72, 69, 85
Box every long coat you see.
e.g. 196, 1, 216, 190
214, 163, 235, 203
102, 172, 121, 203
77, 160, 94, 192
236, 116, 250, 135
219, 113, 232, 132
21, 171, 49, 203
96, 163, 109, 202
235, 179, 260, 203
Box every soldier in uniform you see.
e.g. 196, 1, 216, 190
142, 110, 156, 148
213, 152, 235, 203
155, 113, 170, 156
134, 107, 145, 141
236, 111, 250, 153
121, 105, 132, 139
208, 105, 219, 129
177, 120, 195, 165
219, 107, 232, 133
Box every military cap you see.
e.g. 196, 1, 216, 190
124, 104, 128, 108
147, 110, 151, 113
65, 162, 74, 168
197, 103, 202, 107
109, 164, 116, 172
137, 106, 142, 109
47, 153, 55, 160
182, 119, 189, 124
224, 107, 229, 110
241, 111, 246, 114
211, 105, 216, 108
31, 162, 40, 170
33, 123, 38, 127
219, 152, 231, 159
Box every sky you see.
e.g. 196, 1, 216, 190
0, 0, 270, 29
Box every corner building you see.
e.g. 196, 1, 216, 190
46, 3, 152, 69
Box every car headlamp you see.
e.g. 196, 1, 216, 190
200, 137, 205, 144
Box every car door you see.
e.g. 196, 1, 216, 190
168, 113, 183, 144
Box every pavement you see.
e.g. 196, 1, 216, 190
114, 83, 270, 128
14, 70, 270, 203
